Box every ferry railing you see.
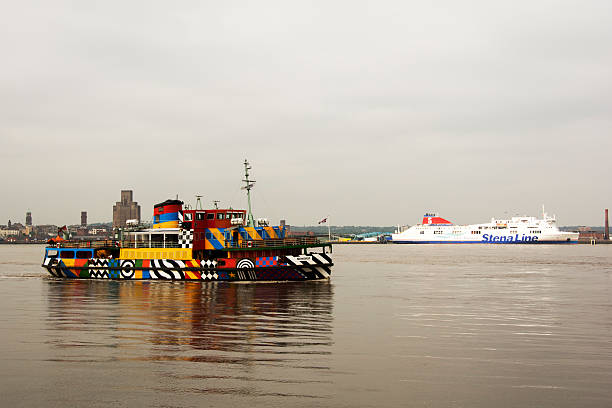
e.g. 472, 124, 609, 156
224, 236, 322, 249
54, 240, 118, 249
51, 240, 182, 249
119, 241, 182, 249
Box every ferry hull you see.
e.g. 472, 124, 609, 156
392, 211, 579, 244
42, 254, 333, 281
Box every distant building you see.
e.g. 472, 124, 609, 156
113, 190, 141, 228
579, 231, 605, 240
25, 212, 32, 226
0, 229, 19, 238
280, 219, 291, 236
288, 230, 315, 237
81, 211, 87, 227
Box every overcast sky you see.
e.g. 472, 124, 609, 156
1, 0, 611, 226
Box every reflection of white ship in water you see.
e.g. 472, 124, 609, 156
391, 207, 579, 244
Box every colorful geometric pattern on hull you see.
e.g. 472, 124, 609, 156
42, 253, 333, 281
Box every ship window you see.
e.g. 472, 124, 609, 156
185, 213, 193, 221
61, 250, 75, 259
158, 208, 164, 213
76, 250, 91, 259
434, 231, 442, 235
196, 213, 205, 220
206, 213, 215, 220
183, 222, 192, 230
154, 216, 159, 223
46, 250, 58, 258
217, 213, 225, 220
420, 231, 425, 235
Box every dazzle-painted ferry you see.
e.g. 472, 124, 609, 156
42, 161, 332, 281
391, 208, 579, 244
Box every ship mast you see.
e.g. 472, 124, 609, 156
242, 159, 256, 227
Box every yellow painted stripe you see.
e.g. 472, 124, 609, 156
265, 227, 278, 239
210, 228, 225, 244
153, 221, 179, 229
245, 227, 262, 240
185, 271, 198, 280
62, 259, 75, 267
119, 248, 192, 260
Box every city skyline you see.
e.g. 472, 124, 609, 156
2, 1, 611, 226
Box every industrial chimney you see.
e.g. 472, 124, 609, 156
605, 209, 610, 240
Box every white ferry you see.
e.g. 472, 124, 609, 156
391, 208, 579, 244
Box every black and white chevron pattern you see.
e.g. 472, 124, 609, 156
284, 253, 332, 279
149, 259, 186, 280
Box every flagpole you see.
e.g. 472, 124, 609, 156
328, 215, 331, 242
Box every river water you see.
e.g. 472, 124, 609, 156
1, 244, 611, 407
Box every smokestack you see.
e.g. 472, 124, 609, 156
605, 209, 609, 240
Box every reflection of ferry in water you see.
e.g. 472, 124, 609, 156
42, 161, 332, 281
391, 208, 579, 244
46, 279, 333, 354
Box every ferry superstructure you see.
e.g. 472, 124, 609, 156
42, 161, 332, 281
391, 209, 578, 244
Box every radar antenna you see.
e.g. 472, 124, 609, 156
241, 159, 256, 227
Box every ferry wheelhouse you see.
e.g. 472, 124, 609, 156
42, 161, 332, 281
391, 209, 579, 244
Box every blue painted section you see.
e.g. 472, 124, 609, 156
205, 228, 226, 250
156, 212, 180, 223
59, 262, 78, 278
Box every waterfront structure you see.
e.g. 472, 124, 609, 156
25, 212, 32, 226
0, 229, 20, 238
391, 208, 579, 244
113, 190, 141, 228
42, 161, 332, 281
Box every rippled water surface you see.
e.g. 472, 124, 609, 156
1, 244, 612, 407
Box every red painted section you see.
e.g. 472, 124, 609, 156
422, 216, 453, 225
184, 209, 247, 251
154, 204, 182, 216
218, 258, 237, 269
